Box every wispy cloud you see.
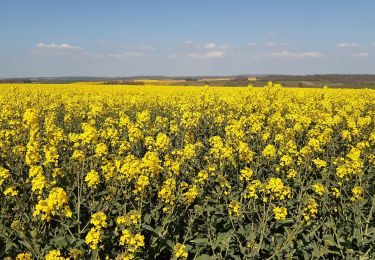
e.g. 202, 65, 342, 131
219, 45, 231, 50
266, 41, 287, 47
349, 52, 369, 57
203, 43, 231, 50
204, 43, 216, 49
205, 51, 225, 57
139, 46, 155, 51
37, 42, 82, 50
188, 51, 226, 59
266, 32, 276, 36
108, 52, 145, 59
248, 42, 257, 47
255, 50, 325, 59
337, 42, 360, 48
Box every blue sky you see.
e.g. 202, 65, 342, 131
1, 0, 375, 77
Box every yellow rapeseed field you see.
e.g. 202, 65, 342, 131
0, 82, 374, 259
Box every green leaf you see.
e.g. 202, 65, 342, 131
166, 240, 174, 249
52, 236, 69, 247
195, 254, 212, 260
142, 224, 159, 237
191, 238, 209, 246
18, 240, 33, 251
322, 234, 337, 247
228, 253, 242, 260
73, 239, 86, 247
91, 249, 98, 260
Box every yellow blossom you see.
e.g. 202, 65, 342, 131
4, 187, 18, 196
331, 187, 341, 198
184, 185, 199, 204
95, 142, 108, 157
265, 178, 291, 200
312, 183, 326, 196
0, 167, 11, 186
90, 212, 107, 228
273, 206, 288, 220
85, 227, 101, 250
45, 250, 67, 260
262, 144, 277, 160
350, 186, 363, 201
85, 170, 100, 188
33, 187, 71, 221
174, 243, 188, 259
16, 253, 32, 260
240, 167, 254, 182
303, 198, 318, 221
229, 200, 241, 216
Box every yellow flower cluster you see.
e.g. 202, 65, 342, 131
265, 178, 291, 200
4, 186, 18, 196
28, 166, 47, 194
33, 187, 72, 221
0, 167, 10, 186
350, 186, 363, 202
85, 212, 108, 249
273, 206, 288, 220
239, 167, 254, 182
183, 184, 199, 204
303, 198, 318, 221
119, 229, 145, 251
174, 243, 188, 259
158, 177, 176, 212
312, 183, 326, 196
262, 144, 277, 160
116, 210, 141, 226
90, 211, 108, 228
229, 200, 241, 217
45, 250, 68, 260
244, 180, 262, 199
16, 253, 32, 260
85, 227, 102, 250
85, 169, 100, 188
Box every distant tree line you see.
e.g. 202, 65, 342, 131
102, 80, 145, 85
257, 74, 375, 84
0, 79, 34, 83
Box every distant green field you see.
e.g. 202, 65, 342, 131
1, 75, 375, 88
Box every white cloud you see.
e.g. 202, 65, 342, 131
266, 32, 275, 36
204, 43, 216, 49
248, 42, 257, 47
349, 52, 369, 57
37, 42, 82, 50
109, 52, 145, 59
139, 46, 155, 51
202, 43, 231, 50
219, 44, 231, 50
266, 41, 287, 47
92, 54, 105, 59
337, 42, 360, 48
188, 51, 226, 59
206, 51, 225, 57
255, 50, 325, 59
184, 40, 193, 45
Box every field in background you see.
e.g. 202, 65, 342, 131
95, 75, 375, 88
2, 74, 375, 88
